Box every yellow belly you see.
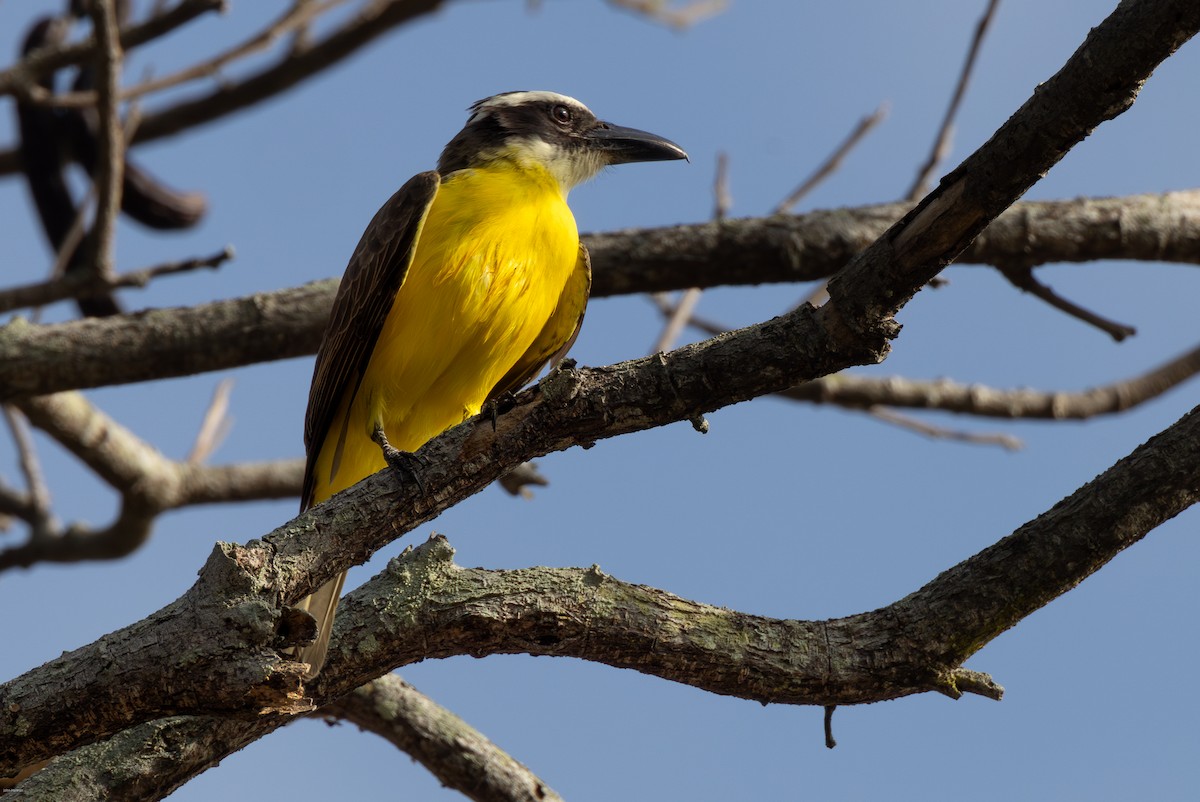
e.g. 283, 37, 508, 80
310, 164, 580, 503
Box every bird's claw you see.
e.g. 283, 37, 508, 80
372, 425, 428, 494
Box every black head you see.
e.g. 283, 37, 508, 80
437, 91, 687, 189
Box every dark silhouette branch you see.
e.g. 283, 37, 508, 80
108, 0, 449, 146
0, 0, 225, 101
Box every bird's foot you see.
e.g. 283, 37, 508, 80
480, 390, 519, 431
371, 424, 428, 494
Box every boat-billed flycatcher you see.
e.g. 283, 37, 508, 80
294, 91, 687, 677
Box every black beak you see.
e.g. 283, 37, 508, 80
585, 122, 688, 165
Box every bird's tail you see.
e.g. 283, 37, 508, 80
291, 570, 347, 679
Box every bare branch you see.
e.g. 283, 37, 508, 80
783, 343, 1200, 419
608, 0, 726, 30
0, 405, 56, 537
9, 388, 1200, 779
324, 675, 565, 802
187, 378, 234, 463
584, 190, 1200, 298
775, 102, 889, 214
122, 0, 449, 146
0, 0, 225, 101
43, 1, 349, 109
866, 406, 1024, 450
3, 189, 1198, 399
906, 0, 1002, 200
85, 0, 126, 284
650, 153, 730, 353
0, 392, 301, 571
0, 280, 330, 399
998, 262, 1137, 341
0, 247, 233, 314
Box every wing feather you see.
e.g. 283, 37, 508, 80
301, 171, 440, 509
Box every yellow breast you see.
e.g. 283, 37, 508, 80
311, 162, 580, 501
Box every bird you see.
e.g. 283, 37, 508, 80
294, 91, 687, 678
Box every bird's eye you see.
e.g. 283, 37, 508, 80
551, 104, 572, 125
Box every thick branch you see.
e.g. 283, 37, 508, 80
13, 384, 1198, 790
586, 190, 1200, 297
3, 0, 1197, 782
0, 281, 330, 399
3, 191, 1199, 399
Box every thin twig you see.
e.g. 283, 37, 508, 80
868, 406, 1024, 450
188, 378, 234, 463
650, 153, 730, 353
0, 405, 56, 539
45, 189, 95, 283
999, 263, 1137, 341
111, 245, 235, 288
608, 0, 727, 30
775, 102, 889, 214
712, 151, 732, 221
0, 246, 234, 314
651, 287, 704, 354
906, 0, 1002, 200
769, 102, 889, 310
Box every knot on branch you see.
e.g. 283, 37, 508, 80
385, 534, 457, 589
931, 667, 1005, 701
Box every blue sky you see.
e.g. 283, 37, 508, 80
1, 1, 1198, 799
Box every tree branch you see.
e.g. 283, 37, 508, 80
3, 190, 1199, 399
111, 0, 449, 146
2, 0, 1198, 787
0, 391, 301, 571
84, 0, 125, 286
906, 0, 1001, 200
0, 0, 225, 101
10, 388, 1197, 787
998, 261, 1137, 340
782, 341, 1200, 418
0, 280, 331, 399
0, 247, 233, 314
324, 675, 565, 802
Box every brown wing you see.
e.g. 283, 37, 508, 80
487, 242, 592, 402
301, 171, 440, 509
